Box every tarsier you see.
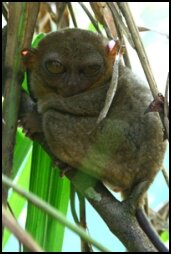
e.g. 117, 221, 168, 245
21, 29, 167, 251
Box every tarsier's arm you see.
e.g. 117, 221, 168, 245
37, 84, 108, 116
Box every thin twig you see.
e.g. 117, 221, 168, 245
7, 202, 22, 252
105, 3, 131, 68
78, 192, 93, 252
44, 3, 57, 23
70, 183, 80, 224
90, 3, 115, 39
164, 73, 169, 116
2, 2, 8, 21
138, 26, 169, 39
107, 2, 135, 48
2, 205, 44, 252
78, 2, 102, 34
55, 2, 66, 24
121, 39, 131, 68
161, 166, 169, 187
97, 50, 121, 125
67, 2, 78, 28
117, 2, 159, 99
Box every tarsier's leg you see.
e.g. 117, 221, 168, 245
18, 92, 71, 173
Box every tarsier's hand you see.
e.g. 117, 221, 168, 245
19, 111, 42, 139
18, 91, 43, 139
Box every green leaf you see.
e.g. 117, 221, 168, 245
88, 22, 104, 32
12, 128, 32, 176
160, 231, 169, 242
25, 142, 70, 252
32, 33, 45, 48
23, 32, 70, 252
3, 32, 70, 252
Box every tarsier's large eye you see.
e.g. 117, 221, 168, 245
45, 60, 64, 74
83, 64, 102, 77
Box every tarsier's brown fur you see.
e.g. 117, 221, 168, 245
21, 28, 167, 251
22, 28, 166, 199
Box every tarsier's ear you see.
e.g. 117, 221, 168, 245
21, 48, 38, 69
106, 39, 123, 61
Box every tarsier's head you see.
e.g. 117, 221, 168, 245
22, 29, 120, 98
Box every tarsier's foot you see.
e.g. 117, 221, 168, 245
52, 159, 73, 177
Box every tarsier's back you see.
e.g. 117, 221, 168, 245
24, 28, 166, 198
